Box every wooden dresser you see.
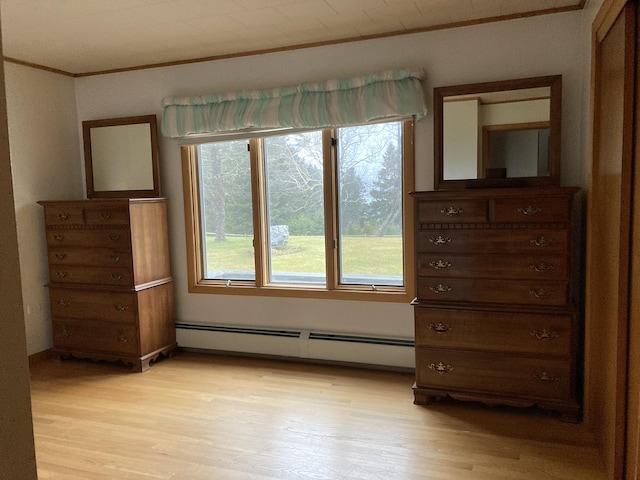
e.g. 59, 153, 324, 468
411, 187, 581, 421
39, 198, 177, 372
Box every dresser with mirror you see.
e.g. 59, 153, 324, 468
40, 115, 176, 371
412, 76, 581, 421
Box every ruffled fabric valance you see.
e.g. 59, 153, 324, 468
160, 68, 427, 138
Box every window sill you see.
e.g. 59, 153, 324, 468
187, 281, 413, 303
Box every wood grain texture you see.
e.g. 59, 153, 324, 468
30, 352, 605, 480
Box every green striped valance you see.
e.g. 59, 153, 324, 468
160, 68, 427, 138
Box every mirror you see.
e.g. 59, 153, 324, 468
434, 75, 561, 190
83, 115, 160, 198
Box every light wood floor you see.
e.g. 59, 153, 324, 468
30, 352, 605, 480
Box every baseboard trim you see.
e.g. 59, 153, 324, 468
179, 346, 415, 373
29, 348, 53, 367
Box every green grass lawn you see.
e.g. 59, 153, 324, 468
205, 234, 403, 275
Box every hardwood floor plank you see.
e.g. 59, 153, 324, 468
30, 352, 605, 480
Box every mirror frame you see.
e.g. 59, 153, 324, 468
434, 75, 562, 190
83, 114, 161, 199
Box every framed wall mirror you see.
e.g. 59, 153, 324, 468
434, 75, 562, 190
83, 115, 160, 198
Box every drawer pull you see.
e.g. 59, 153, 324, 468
529, 289, 551, 299
440, 206, 464, 216
518, 206, 542, 216
116, 335, 130, 343
108, 235, 121, 242
101, 212, 112, 219
530, 263, 555, 273
533, 372, 558, 383
111, 273, 123, 281
55, 271, 67, 278
114, 303, 128, 312
429, 322, 453, 334
429, 284, 452, 294
57, 299, 70, 307
59, 328, 71, 338
110, 255, 121, 262
429, 260, 452, 270
57, 212, 69, 220
429, 235, 452, 246
55, 253, 67, 260
429, 362, 454, 374
53, 234, 65, 241
530, 236, 552, 247
531, 329, 559, 341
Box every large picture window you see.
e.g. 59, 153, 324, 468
182, 120, 415, 302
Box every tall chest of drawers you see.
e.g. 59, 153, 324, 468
411, 187, 581, 421
39, 198, 177, 372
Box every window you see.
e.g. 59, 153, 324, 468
182, 120, 415, 302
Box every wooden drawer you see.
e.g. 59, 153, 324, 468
414, 307, 572, 355
48, 247, 132, 268
415, 347, 572, 400
84, 205, 130, 226
417, 277, 569, 306
43, 205, 85, 226
491, 196, 572, 223
49, 265, 134, 287
46, 229, 131, 248
417, 229, 569, 254
52, 319, 139, 355
416, 199, 488, 224
417, 253, 568, 280
49, 288, 137, 323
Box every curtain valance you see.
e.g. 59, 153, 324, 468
160, 68, 427, 138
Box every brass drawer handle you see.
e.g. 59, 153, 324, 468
530, 289, 551, 299
108, 235, 120, 241
101, 212, 112, 219
55, 271, 67, 278
518, 206, 542, 216
429, 235, 452, 246
114, 303, 128, 312
58, 212, 69, 220
440, 206, 463, 216
116, 335, 129, 343
55, 253, 67, 260
530, 263, 555, 273
429, 362, 454, 374
530, 236, 552, 247
531, 329, 559, 341
59, 328, 71, 338
533, 372, 558, 383
111, 273, 123, 281
429, 260, 452, 270
57, 299, 70, 307
429, 322, 453, 334
53, 234, 65, 241
429, 284, 452, 294
110, 255, 121, 262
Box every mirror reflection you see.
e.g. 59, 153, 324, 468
434, 76, 561, 190
83, 115, 160, 198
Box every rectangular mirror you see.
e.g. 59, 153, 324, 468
83, 115, 160, 198
434, 75, 562, 190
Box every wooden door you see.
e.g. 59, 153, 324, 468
587, 1, 639, 478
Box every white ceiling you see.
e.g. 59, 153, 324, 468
0, 0, 584, 76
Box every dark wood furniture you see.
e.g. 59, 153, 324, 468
411, 187, 580, 421
39, 198, 177, 372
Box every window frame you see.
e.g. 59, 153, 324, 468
181, 120, 415, 303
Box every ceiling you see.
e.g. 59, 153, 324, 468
0, 0, 584, 77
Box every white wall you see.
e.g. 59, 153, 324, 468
5, 63, 82, 355
70, 10, 588, 359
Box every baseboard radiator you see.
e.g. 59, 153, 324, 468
175, 323, 415, 369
